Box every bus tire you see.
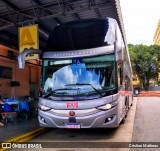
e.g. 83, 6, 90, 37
125, 106, 129, 118
120, 117, 125, 124
131, 95, 133, 106
125, 97, 129, 118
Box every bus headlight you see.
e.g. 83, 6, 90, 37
38, 104, 51, 111
97, 101, 118, 110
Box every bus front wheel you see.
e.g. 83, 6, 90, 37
120, 117, 126, 124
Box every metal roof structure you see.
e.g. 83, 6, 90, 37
0, 0, 127, 51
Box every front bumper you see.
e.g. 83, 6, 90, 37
38, 105, 120, 128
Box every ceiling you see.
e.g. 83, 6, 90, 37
0, 0, 126, 51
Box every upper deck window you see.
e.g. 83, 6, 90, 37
45, 19, 110, 51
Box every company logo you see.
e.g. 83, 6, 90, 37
2, 143, 12, 148
66, 102, 78, 108
69, 111, 76, 117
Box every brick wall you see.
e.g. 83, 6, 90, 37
0, 45, 41, 98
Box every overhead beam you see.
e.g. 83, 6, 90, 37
0, 1, 109, 30
0, 0, 97, 17
2, 0, 19, 11
35, 21, 50, 34
68, 5, 81, 20
0, 17, 13, 24
1, 31, 18, 40
60, 0, 81, 20
1, 0, 50, 38
34, 0, 62, 24
0, 2, 58, 17
0, 36, 18, 49
89, 0, 102, 18
30, 0, 38, 19
1, 0, 36, 19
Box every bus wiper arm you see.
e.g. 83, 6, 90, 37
43, 88, 73, 98
65, 83, 103, 97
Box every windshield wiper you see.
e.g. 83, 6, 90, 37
65, 83, 103, 97
43, 88, 75, 98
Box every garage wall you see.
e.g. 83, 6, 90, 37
0, 46, 41, 98
0, 57, 15, 98
14, 64, 30, 98
30, 66, 41, 83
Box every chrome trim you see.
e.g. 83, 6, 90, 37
39, 95, 113, 110
43, 45, 114, 59
48, 108, 100, 117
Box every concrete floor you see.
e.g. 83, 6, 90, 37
2, 97, 160, 151
10, 97, 137, 151
131, 97, 160, 151
0, 117, 40, 142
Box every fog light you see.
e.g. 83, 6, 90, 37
104, 116, 114, 123
108, 117, 112, 121
40, 117, 46, 123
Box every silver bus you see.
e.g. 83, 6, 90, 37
18, 18, 133, 128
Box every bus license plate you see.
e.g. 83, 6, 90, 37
66, 123, 80, 129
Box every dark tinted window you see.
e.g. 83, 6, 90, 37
45, 19, 109, 51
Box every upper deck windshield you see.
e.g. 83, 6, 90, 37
45, 19, 115, 51
42, 54, 115, 99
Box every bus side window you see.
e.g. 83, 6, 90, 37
125, 75, 132, 91
125, 76, 128, 91
118, 62, 123, 89
125, 76, 132, 91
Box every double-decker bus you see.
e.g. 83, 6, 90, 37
18, 18, 133, 128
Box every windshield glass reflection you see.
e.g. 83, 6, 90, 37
42, 54, 115, 97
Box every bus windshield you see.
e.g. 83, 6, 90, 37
42, 54, 115, 98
